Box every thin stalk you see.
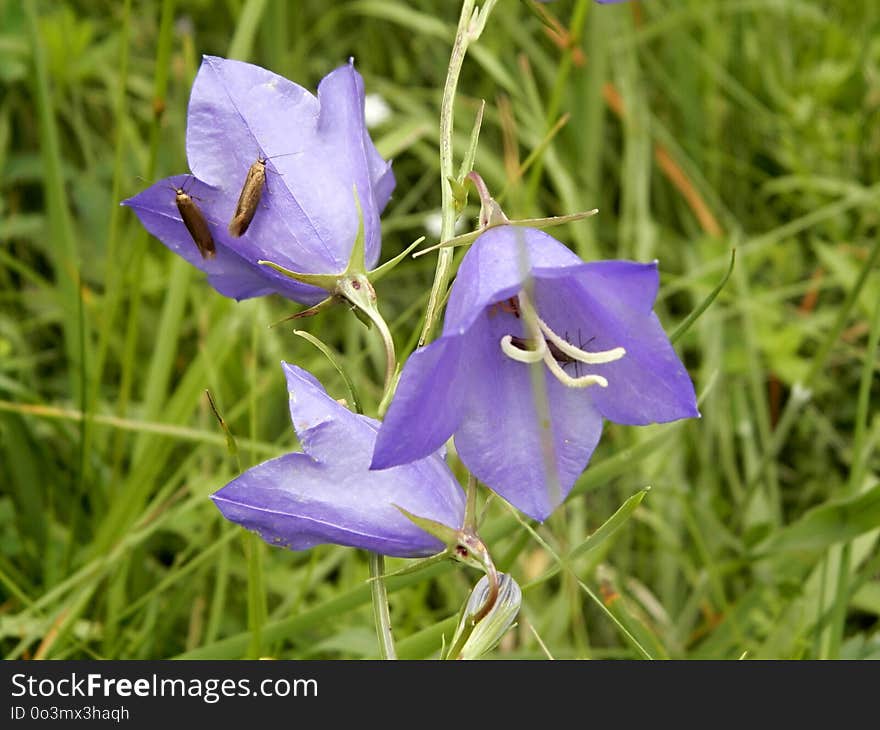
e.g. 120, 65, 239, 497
369, 553, 397, 660
246, 309, 266, 659
419, 0, 487, 345
360, 302, 397, 400
245, 532, 266, 659
362, 302, 396, 657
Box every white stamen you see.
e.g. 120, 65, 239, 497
543, 350, 609, 388
500, 335, 547, 363
536, 316, 626, 365
497, 290, 623, 390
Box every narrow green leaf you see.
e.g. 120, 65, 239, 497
670, 248, 735, 344
412, 211, 599, 258
370, 236, 425, 282
292, 330, 363, 415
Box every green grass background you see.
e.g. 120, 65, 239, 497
1, 0, 878, 659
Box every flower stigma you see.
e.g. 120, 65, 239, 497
497, 293, 625, 389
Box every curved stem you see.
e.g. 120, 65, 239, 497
359, 300, 397, 402
337, 274, 397, 405
419, 0, 477, 346
369, 553, 397, 660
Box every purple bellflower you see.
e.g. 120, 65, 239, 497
123, 56, 395, 306
371, 226, 699, 522
212, 363, 465, 558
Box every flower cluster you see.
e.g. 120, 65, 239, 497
127, 2, 690, 563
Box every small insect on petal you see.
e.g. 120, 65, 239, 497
228, 157, 268, 237
174, 185, 215, 259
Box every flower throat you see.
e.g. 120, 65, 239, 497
496, 293, 625, 389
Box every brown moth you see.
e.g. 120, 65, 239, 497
173, 184, 215, 259
228, 157, 268, 237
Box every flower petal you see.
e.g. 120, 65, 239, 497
443, 226, 585, 336
306, 60, 392, 269
121, 175, 326, 303
213, 364, 465, 558
453, 311, 605, 521
534, 263, 700, 425
283, 361, 377, 465
211, 453, 456, 557
185, 56, 390, 274
185, 57, 334, 273
371, 335, 467, 470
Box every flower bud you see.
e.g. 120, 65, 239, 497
451, 573, 522, 660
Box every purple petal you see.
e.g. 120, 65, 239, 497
534, 263, 700, 425
211, 453, 454, 557
186, 56, 390, 273
126, 56, 395, 304
371, 336, 467, 470
185, 57, 339, 273
212, 364, 465, 558
283, 362, 378, 465
443, 226, 586, 336
453, 311, 604, 522
121, 175, 326, 303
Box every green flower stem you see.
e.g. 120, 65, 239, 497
419, 0, 497, 346
332, 274, 397, 403
363, 302, 397, 401
362, 302, 397, 658
369, 553, 397, 660
331, 273, 397, 658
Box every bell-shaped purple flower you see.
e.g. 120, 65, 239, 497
371, 226, 699, 522
123, 56, 395, 305
212, 363, 465, 558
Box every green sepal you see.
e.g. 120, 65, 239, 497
412, 209, 600, 258
257, 186, 371, 292
205, 390, 241, 474
269, 295, 339, 327
366, 551, 450, 581
344, 185, 368, 276
670, 248, 736, 344
394, 505, 460, 547
457, 100, 486, 182
257, 260, 339, 291
369, 236, 425, 283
